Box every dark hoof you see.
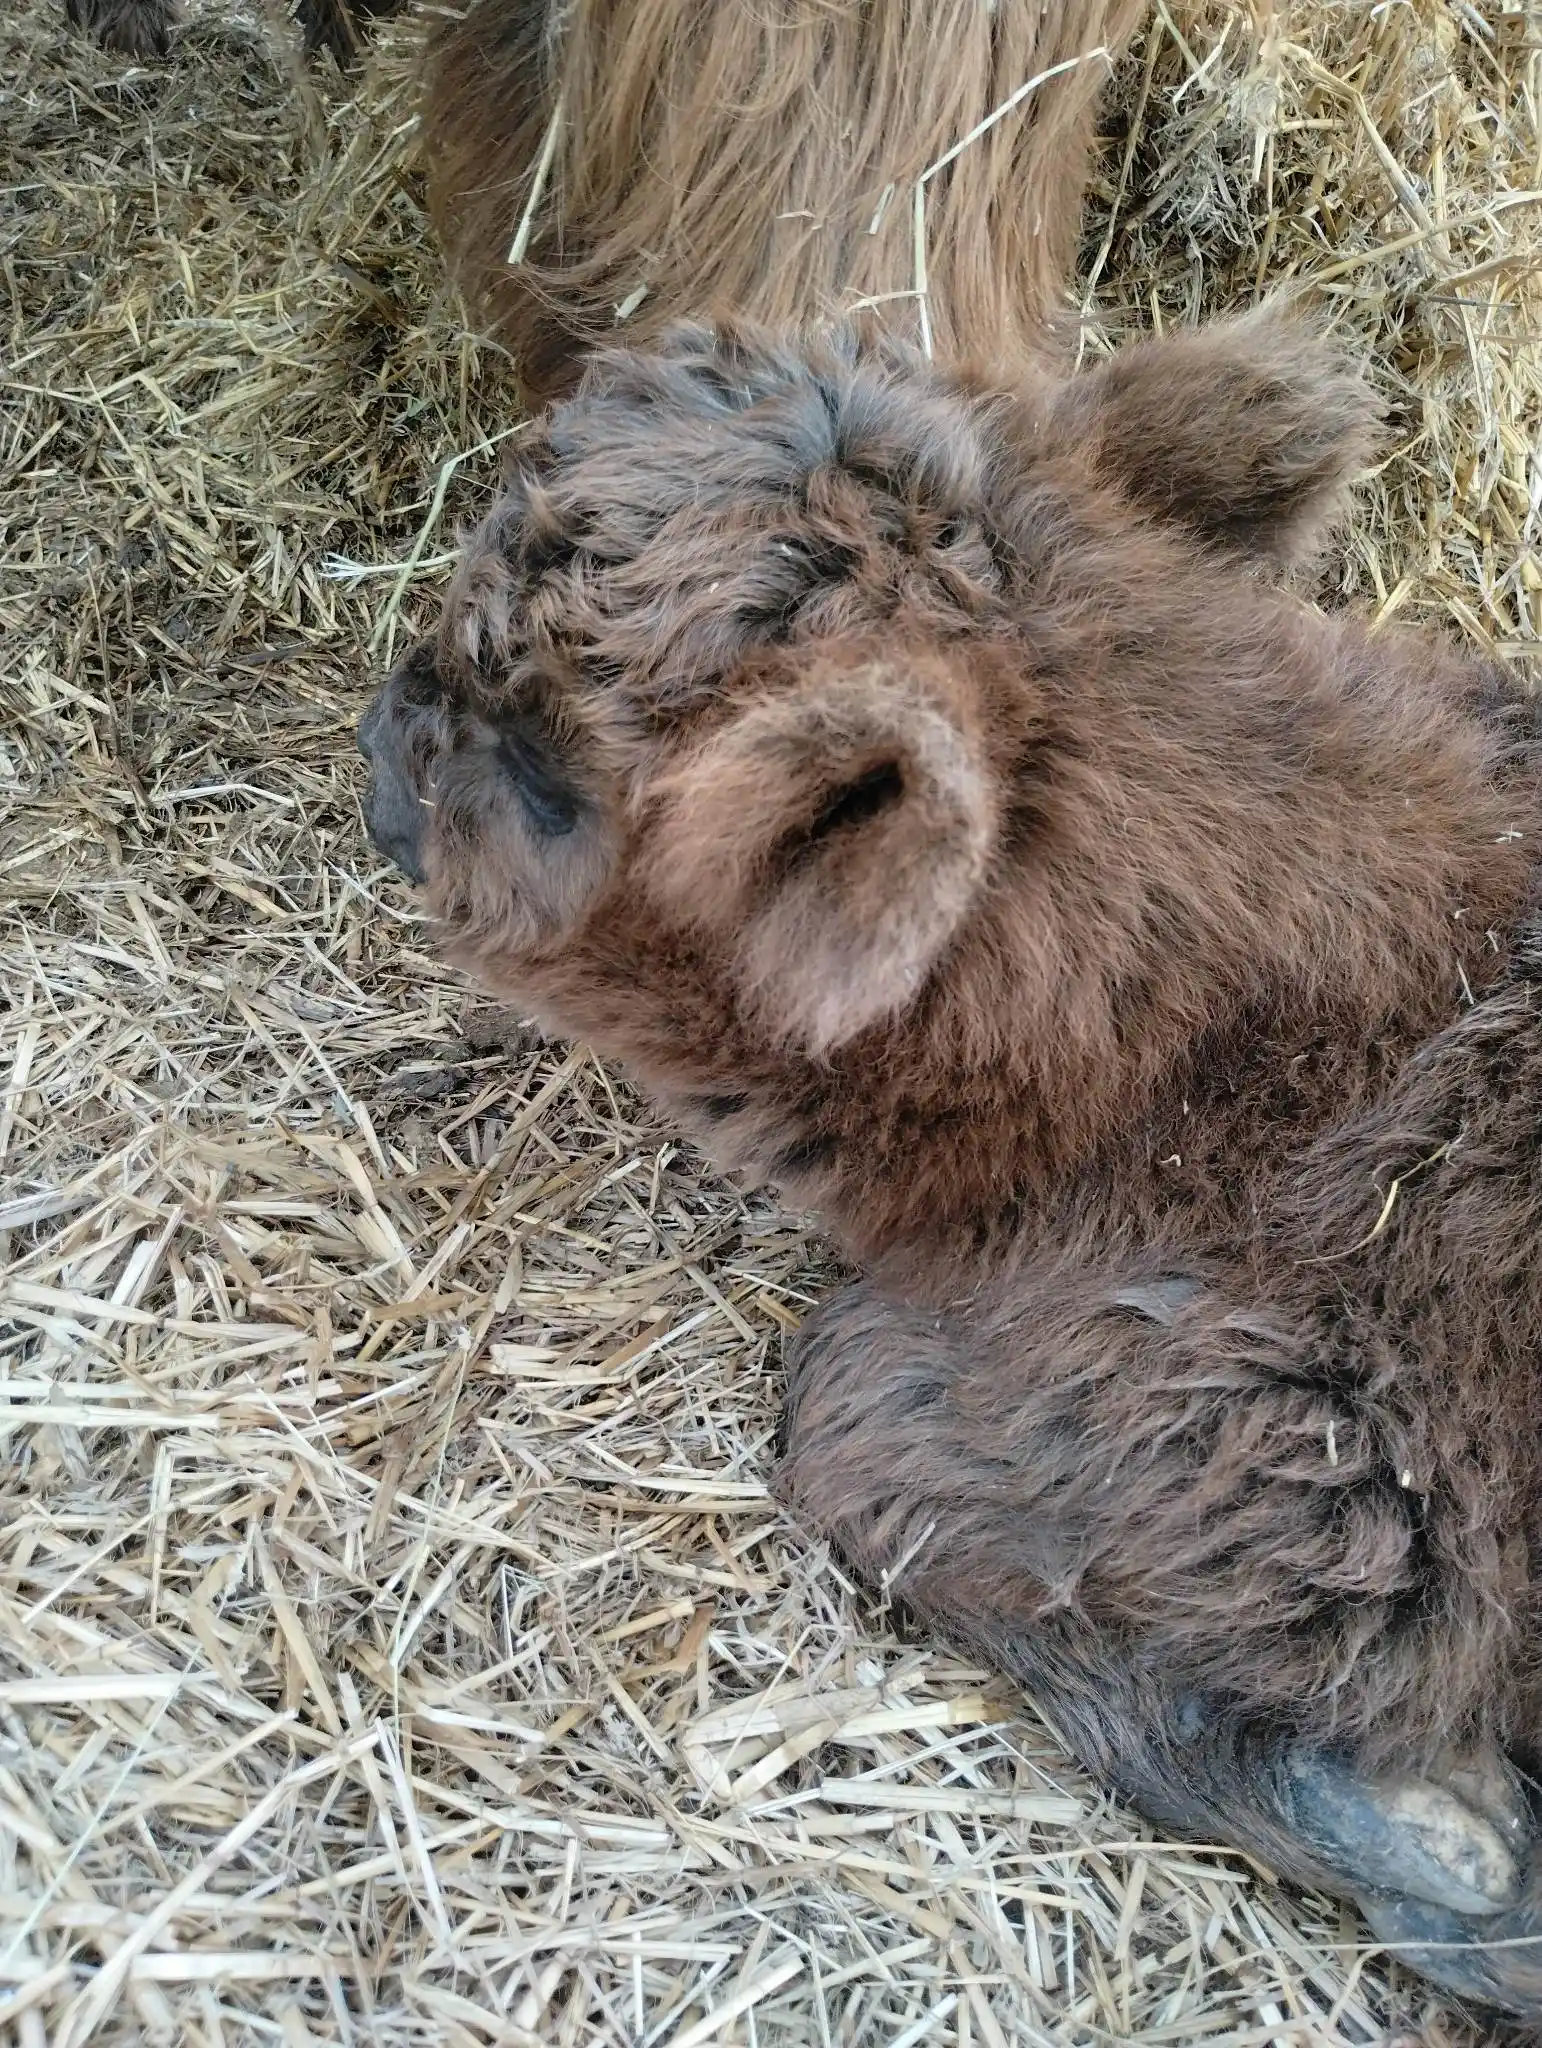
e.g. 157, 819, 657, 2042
65, 0, 174, 58
1283, 1749, 1531, 1916
292, 0, 362, 67
1359, 1889, 1542, 2017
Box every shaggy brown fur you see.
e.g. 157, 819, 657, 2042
781, 964, 1542, 2005
357, 314, 1542, 2014
420, 0, 1146, 403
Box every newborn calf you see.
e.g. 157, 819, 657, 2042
358, 315, 1542, 2015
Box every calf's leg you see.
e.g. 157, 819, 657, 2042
778, 1255, 1542, 2014
782, 926, 1542, 2014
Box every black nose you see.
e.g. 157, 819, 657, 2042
362, 769, 429, 885
355, 687, 428, 884
371, 820, 428, 888
356, 643, 448, 886
357, 689, 384, 762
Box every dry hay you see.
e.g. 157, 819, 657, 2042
1, 0, 1539, 2041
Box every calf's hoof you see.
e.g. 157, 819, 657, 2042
292, 0, 361, 67
1284, 1749, 1530, 1917
1283, 1746, 1542, 2017
1358, 1886, 1542, 2016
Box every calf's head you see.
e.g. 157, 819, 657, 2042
357, 316, 1521, 1235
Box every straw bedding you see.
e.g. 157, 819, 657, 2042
1, 1, 1539, 2040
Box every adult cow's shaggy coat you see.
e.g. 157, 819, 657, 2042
422, 0, 1145, 399
357, 314, 1542, 2016
70, 0, 1142, 403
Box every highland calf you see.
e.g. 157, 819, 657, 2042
357, 314, 1542, 2017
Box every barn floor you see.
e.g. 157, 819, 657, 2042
2, 1, 1540, 2042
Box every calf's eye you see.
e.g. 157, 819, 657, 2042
495, 712, 583, 839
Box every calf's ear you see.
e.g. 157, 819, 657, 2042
643, 644, 998, 1054
1056, 305, 1384, 569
